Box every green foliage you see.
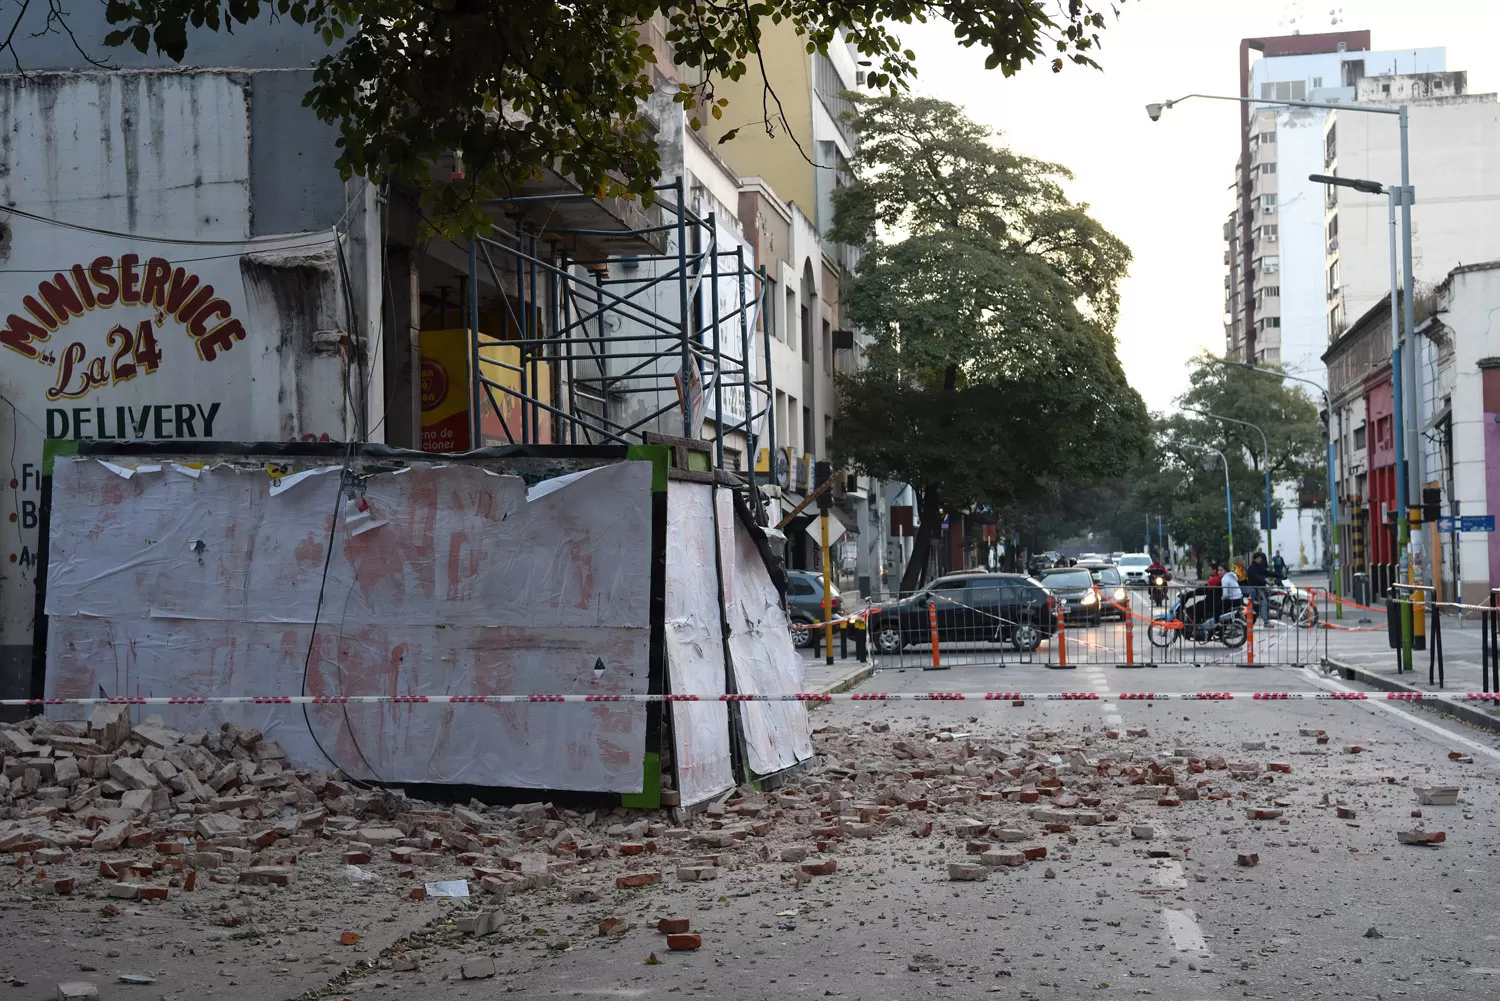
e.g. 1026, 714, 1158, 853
1040, 356, 1328, 562
829, 93, 1146, 588
93, 0, 1127, 237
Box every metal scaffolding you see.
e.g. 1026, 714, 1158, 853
465, 178, 774, 472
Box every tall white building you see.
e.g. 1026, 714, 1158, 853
1221, 34, 1457, 568
1227, 39, 1445, 381
1324, 73, 1500, 340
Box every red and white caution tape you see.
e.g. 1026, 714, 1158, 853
6, 690, 1500, 707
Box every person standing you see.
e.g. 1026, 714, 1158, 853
1246, 551, 1272, 624
1271, 549, 1287, 582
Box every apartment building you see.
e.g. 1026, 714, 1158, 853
1221, 32, 1446, 570
704, 22, 899, 590
1323, 73, 1500, 342
1224, 34, 1443, 377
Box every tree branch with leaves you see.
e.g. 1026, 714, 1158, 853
0, 0, 1132, 234
830, 93, 1146, 591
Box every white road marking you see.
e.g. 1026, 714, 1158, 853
1151, 860, 1187, 889
1300, 669, 1500, 764
1162, 907, 1210, 954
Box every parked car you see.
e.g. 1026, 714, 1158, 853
786, 570, 842, 649
1078, 562, 1130, 620
1108, 551, 1125, 562
1026, 553, 1055, 576
866, 572, 1056, 653
1116, 553, 1154, 586
1038, 566, 1106, 626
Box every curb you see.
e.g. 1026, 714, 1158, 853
1325, 657, 1500, 735
809, 662, 876, 708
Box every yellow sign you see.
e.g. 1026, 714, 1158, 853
419, 328, 471, 452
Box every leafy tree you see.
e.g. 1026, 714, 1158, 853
1049, 358, 1326, 571
831, 94, 1147, 591
19, 0, 1129, 233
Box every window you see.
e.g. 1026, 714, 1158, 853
1260, 80, 1307, 101
800, 304, 811, 361
1260, 162, 1276, 174
784, 289, 795, 345
1261, 285, 1280, 298
1259, 131, 1276, 144
1261, 194, 1277, 212
822, 319, 832, 374
1262, 224, 1278, 243
1353, 423, 1367, 450
1262, 255, 1279, 274
802, 405, 813, 456
1328, 261, 1339, 294
762, 278, 777, 341
1325, 125, 1337, 165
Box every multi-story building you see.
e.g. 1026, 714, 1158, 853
1221, 32, 1448, 569
1323, 73, 1500, 342
703, 22, 901, 590
1225, 33, 1443, 376
1328, 261, 1500, 607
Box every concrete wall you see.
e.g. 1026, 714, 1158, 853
701, 19, 815, 216
0, 63, 377, 706
1330, 97, 1500, 329
1435, 264, 1500, 602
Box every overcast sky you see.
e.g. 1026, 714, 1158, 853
896, 0, 1500, 413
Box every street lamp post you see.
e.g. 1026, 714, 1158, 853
1312, 172, 1412, 665
1186, 408, 1271, 559
1199, 357, 1342, 620
1183, 443, 1234, 560
1150, 91, 1415, 642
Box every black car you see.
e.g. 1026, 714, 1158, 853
786, 570, 843, 648
1038, 567, 1106, 626
866, 572, 1056, 653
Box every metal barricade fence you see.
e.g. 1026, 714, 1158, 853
861, 581, 1328, 671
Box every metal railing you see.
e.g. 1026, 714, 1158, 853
858, 583, 1328, 671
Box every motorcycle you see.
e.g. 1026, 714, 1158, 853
1147, 590, 1248, 649
1149, 572, 1169, 607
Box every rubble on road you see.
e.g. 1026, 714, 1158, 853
0, 709, 1458, 993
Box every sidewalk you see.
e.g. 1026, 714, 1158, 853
1324, 604, 1500, 731
800, 651, 875, 696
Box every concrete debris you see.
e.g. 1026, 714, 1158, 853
1413, 786, 1460, 806
1396, 829, 1446, 845
0, 709, 1408, 988
1364, 926, 1384, 939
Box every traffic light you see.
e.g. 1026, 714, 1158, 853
1421, 487, 1441, 524
814, 461, 832, 513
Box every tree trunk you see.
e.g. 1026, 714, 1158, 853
898, 365, 959, 594
900, 486, 944, 593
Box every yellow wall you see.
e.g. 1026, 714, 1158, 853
702, 19, 815, 215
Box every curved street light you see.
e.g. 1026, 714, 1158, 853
1185, 408, 1272, 559
1181, 442, 1234, 560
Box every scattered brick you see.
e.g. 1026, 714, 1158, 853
666, 933, 702, 951
657, 918, 690, 935
615, 872, 663, 889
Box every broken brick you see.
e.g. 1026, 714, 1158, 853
615, 872, 663, 889
657, 917, 690, 935
666, 933, 702, 951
